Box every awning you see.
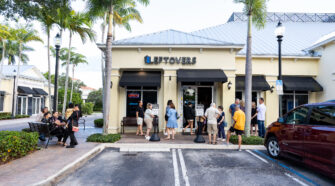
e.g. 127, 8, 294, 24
33, 88, 48, 95
119, 71, 161, 87
177, 69, 227, 83
18, 86, 35, 94
0, 91, 5, 96
283, 76, 323, 92
236, 76, 271, 91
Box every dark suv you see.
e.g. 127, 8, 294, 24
265, 101, 335, 179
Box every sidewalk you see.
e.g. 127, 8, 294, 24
0, 116, 37, 126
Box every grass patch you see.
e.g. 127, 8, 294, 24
86, 133, 121, 143
94, 119, 103, 128
229, 135, 264, 145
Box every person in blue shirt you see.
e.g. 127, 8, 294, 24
165, 103, 179, 140
217, 106, 226, 141
229, 98, 240, 118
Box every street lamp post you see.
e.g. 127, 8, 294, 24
275, 21, 285, 117
53, 33, 61, 112
11, 70, 16, 118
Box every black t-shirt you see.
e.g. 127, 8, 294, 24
136, 106, 144, 118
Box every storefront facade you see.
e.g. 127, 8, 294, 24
99, 12, 333, 134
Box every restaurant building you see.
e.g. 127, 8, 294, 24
99, 12, 335, 134
0, 65, 53, 116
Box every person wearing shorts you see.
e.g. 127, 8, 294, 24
183, 102, 195, 135
204, 103, 220, 144
227, 105, 245, 151
144, 103, 154, 140
136, 101, 144, 136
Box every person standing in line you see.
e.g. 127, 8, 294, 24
229, 98, 240, 118
204, 103, 221, 145
217, 106, 226, 141
256, 98, 266, 138
136, 101, 144, 136
165, 103, 179, 140
251, 101, 258, 136
240, 100, 245, 112
144, 103, 155, 140
164, 100, 173, 136
63, 104, 81, 148
226, 105, 245, 151
183, 102, 195, 135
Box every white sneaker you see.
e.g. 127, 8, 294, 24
238, 148, 242, 152
146, 136, 150, 140
222, 139, 226, 142
164, 132, 168, 136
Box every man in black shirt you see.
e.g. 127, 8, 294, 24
136, 101, 144, 136
183, 102, 195, 135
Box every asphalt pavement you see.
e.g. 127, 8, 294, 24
57, 148, 335, 186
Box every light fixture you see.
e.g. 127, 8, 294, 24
54, 33, 62, 47
275, 21, 285, 38
227, 81, 232, 90
270, 85, 275, 93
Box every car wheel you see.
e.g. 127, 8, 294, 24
267, 136, 280, 159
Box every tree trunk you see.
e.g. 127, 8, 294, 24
0, 40, 6, 89
47, 31, 52, 111
244, 14, 253, 137
103, 2, 113, 134
62, 32, 72, 118
101, 13, 106, 118
13, 42, 23, 116
70, 64, 74, 102
112, 20, 116, 41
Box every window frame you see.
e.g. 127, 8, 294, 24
126, 86, 158, 117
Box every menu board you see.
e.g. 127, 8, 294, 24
196, 104, 204, 116
152, 104, 159, 116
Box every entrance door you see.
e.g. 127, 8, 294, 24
197, 87, 212, 111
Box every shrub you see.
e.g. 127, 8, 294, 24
21, 128, 32, 132
86, 133, 121, 143
229, 135, 264, 145
0, 131, 39, 163
82, 102, 94, 115
0, 113, 30, 120
94, 119, 103, 128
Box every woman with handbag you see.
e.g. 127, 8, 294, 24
165, 103, 179, 140
217, 106, 226, 141
63, 104, 82, 148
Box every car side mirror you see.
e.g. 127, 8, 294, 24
278, 117, 284, 123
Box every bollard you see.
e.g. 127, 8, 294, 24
150, 116, 160, 141
194, 121, 205, 143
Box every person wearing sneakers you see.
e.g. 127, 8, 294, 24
136, 101, 144, 136
144, 103, 155, 140
217, 106, 226, 141
226, 105, 245, 151
204, 103, 221, 145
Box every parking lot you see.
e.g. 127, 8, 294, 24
57, 148, 334, 186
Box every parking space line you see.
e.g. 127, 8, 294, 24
285, 173, 309, 186
253, 150, 319, 186
172, 149, 180, 186
177, 149, 190, 186
245, 150, 269, 164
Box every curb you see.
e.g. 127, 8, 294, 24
31, 144, 105, 186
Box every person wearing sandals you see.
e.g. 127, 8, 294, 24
144, 103, 155, 140
136, 101, 144, 136
164, 100, 173, 136
204, 103, 221, 145
226, 105, 245, 151
165, 103, 179, 140
183, 102, 195, 135
49, 111, 67, 145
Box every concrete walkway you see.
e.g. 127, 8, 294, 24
0, 116, 37, 126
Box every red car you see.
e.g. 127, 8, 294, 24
265, 101, 335, 179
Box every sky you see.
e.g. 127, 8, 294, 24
18, 0, 335, 89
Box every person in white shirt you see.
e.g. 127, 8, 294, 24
256, 98, 266, 138
204, 103, 221, 145
144, 103, 155, 140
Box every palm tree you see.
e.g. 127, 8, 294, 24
4, 40, 33, 65
234, 0, 267, 137
38, 6, 56, 111
86, 0, 149, 134
59, 11, 95, 118
12, 26, 43, 116
60, 48, 88, 102
0, 24, 10, 89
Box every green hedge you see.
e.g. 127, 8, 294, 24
229, 135, 264, 145
0, 113, 30, 120
94, 119, 103, 128
82, 102, 94, 115
21, 128, 32, 132
0, 131, 39, 163
86, 133, 121, 143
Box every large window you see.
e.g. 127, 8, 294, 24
17, 96, 28, 115
126, 87, 157, 117
281, 91, 308, 115
32, 97, 41, 115
285, 106, 309, 125
309, 106, 335, 126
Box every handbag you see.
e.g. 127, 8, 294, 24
71, 112, 79, 132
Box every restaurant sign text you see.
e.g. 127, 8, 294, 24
144, 55, 196, 65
